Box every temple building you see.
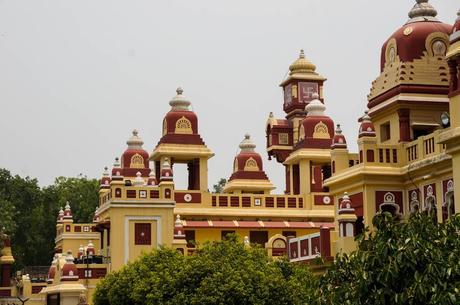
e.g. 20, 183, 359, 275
1, 1, 459, 304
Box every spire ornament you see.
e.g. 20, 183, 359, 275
169, 87, 191, 111
239, 134, 257, 152
407, 0, 438, 24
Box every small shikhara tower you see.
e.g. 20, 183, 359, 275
151, 87, 214, 191
223, 134, 275, 194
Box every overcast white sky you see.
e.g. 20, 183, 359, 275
0, 0, 457, 191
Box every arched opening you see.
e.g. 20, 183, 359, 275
410, 200, 420, 214
447, 191, 455, 218
425, 196, 437, 220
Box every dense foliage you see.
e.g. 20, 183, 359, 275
94, 236, 316, 305
0, 169, 99, 268
316, 213, 460, 305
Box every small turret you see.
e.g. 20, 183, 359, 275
160, 159, 174, 182
147, 169, 158, 186
63, 202, 73, 223
331, 124, 347, 149
358, 111, 376, 138
100, 166, 111, 189
337, 193, 358, 238
60, 251, 79, 282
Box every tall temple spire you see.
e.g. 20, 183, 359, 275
407, 0, 438, 24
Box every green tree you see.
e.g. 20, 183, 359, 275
0, 169, 99, 268
316, 213, 460, 305
212, 178, 227, 194
44, 176, 99, 223
94, 235, 316, 305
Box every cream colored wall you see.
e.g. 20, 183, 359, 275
373, 111, 400, 145
107, 206, 174, 271
192, 228, 317, 245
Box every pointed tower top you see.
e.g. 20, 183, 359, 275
305, 93, 326, 116
169, 87, 191, 111
126, 129, 144, 149
239, 134, 257, 152
407, 0, 438, 23
289, 49, 317, 75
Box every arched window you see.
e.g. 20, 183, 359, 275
130, 153, 144, 168
425, 196, 437, 220
446, 192, 455, 218
175, 117, 193, 134
244, 158, 259, 171
313, 121, 330, 139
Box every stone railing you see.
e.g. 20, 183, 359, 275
405, 130, 446, 164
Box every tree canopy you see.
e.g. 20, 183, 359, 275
0, 169, 99, 268
93, 235, 316, 305
315, 213, 460, 305
212, 178, 227, 194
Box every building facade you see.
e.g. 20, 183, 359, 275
1, 1, 459, 304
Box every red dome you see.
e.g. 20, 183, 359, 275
296, 95, 334, 150
358, 111, 376, 138
380, 2, 451, 71
61, 251, 79, 282
331, 124, 347, 149
158, 88, 205, 146
120, 130, 150, 178
228, 135, 270, 181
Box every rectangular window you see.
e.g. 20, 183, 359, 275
278, 133, 289, 145
221, 230, 235, 240
249, 231, 268, 246
282, 231, 297, 238
380, 122, 391, 142
185, 230, 196, 248
134, 223, 151, 245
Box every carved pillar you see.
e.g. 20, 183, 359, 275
398, 108, 411, 142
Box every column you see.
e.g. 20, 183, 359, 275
398, 108, 411, 142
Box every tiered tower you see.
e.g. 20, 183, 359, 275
151, 88, 214, 192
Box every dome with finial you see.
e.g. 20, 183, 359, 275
100, 166, 111, 188
160, 159, 174, 182
86, 241, 95, 256
358, 110, 376, 138
61, 250, 79, 281
133, 171, 145, 186
339, 192, 355, 214
147, 169, 158, 186
224, 134, 274, 193
174, 215, 185, 240
120, 129, 150, 178
169, 87, 191, 110
158, 87, 205, 146
295, 93, 334, 150
57, 207, 64, 223
379, 0, 451, 71
331, 124, 347, 149
289, 49, 317, 75
63, 202, 73, 221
